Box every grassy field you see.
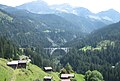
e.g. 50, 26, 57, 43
0, 58, 14, 81
0, 58, 84, 81
75, 74, 85, 81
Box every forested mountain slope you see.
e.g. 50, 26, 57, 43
60, 21, 120, 81
0, 6, 84, 71
0, 5, 82, 47
0, 8, 50, 47
57, 13, 107, 32
0, 3, 120, 81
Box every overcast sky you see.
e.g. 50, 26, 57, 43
0, 0, 120, 13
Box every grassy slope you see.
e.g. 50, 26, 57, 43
75, 74, 85, 81
0, 58, 13, 81
0, 58, 84, 81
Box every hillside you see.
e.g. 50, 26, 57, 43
0, 58, 84, 81
60, 21, 120, 81
57, 13, 106, 33
84, 21, 120, 47
97, 9, 120, 23
0, 2, 120, 81
65, 21, 120, 47
0, 5, 83, 47
0, 8, 51, 47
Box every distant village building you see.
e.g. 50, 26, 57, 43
7, 61, 18, 69
44, 67, 53, 72
18, 60, 27, 68
67, 74, 75, 78
60, 74, 75, 79
43, 76, 52, 81
7, 60, 28, 69
60, 74, 75, 81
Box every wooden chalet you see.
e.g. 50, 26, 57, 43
44, 67, 53, 72
18, 60, 27, 68
60, 74, 75, 79
7, 60, 27, 69
7, 61, 18, 69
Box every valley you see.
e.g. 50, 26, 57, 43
0, 0, 120, 81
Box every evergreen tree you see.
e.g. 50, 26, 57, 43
85, 70, 104, 81
65, 63, 74, 73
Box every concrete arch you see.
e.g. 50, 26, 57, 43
44, 47, 70, 55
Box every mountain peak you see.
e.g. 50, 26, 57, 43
30, 0, 48, 5
17, 0, 48, 7
107, 9, 119, 12
16, 0, 52, 14
98, 9, 120, 14
97, 9, 120, 22
73, 7, 94, 16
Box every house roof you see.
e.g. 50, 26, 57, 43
18, 60, 27, 63
67, 74, 75, 77
61, 74, 69, 78
61, 74, 75, 78
7, 60, 28, 65
44, 76, 52, 79
44, 67, 52, 70
7, 61, 18, 65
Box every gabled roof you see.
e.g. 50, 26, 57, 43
44, 67, 52, 70
44, 76, 52, 79
67, 74, 75, 77
7, 60, 28, 65
61, 74, 75, 78
18, 60, 27, 63
7, 61, 18, 65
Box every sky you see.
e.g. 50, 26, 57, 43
0, 0, 120, 13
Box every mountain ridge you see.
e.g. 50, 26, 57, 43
16, 1, 120, 32
60, 21, 120, 81
0, 6, 83, 47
